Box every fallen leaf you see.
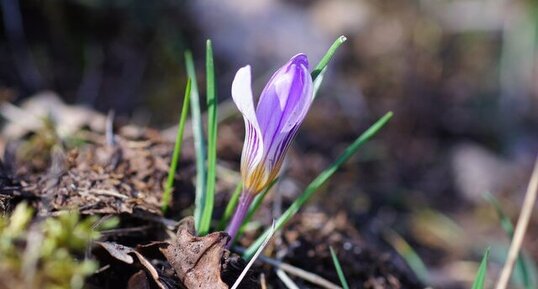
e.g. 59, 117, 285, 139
127, 270, 151, 289
95, 241, 166, 289
161, 217, 230, 289
95, 241, 134, 264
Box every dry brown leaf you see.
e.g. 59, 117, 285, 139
95, 241, 166, 289
127, 270, 151, 289
95, 241, 135, 264
160, 217, 230, 289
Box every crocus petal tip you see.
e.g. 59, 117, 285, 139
290, 53, 309, 68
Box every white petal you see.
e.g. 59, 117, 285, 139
232, 65, 258, 128
231, 65, 265, 175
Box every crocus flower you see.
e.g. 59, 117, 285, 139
226, 54, 314, 243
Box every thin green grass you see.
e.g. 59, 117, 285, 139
218, 182, 243, 230
485, 193, 535, 289
384, 229, 429, 283
243, 112, 393, 259
330, 247, 350, 289
312, 67, 326, 98
184, 51, 206, 233
311, 36, 347, 80
471, 248, 490, 289
199, 40, 218, 236
161, 79, 191, 212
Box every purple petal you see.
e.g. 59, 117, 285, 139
255, 54, 313, 173
256, 54, 313, 137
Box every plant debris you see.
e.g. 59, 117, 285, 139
94, 241, 167, 289
160, 217, 229, 289
13, 130, 176, 216
1, 98, 431, 288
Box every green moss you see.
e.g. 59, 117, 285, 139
0, 203, 113, 289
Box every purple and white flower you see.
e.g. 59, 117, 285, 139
226, 54, 314, 242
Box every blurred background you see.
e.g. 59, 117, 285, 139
1, 0, 538, 288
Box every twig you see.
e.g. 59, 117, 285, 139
231, 221, 276, 289
106, 110, 115, 146
235, 247, 342, 289
276, 269, 300, 289
100, 225, 153, 236
82, 189, 128, 200
495, 156, 538, 289
263, 255, 342, 289
260, 273, 267, 289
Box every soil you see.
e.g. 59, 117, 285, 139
0, 104, 423, 289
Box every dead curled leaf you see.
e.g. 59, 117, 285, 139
95, 241, 166, 289
127, 270, 151, 289
94, 218, 236, 289
160, 217, 230, 289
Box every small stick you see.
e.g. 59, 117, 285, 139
88, 189, 128, 199
231, 222, 276, 289
495, 156, 538, 289
276, 269, 300, 289
106, 110, 115, 146
235, 247, 342, 289
260, 273, 267, 289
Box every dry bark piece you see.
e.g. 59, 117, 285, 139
160, 217, 230, 289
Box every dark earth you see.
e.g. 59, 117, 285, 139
0, 103, 423, 288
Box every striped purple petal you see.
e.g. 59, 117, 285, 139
231, 54, 314, 195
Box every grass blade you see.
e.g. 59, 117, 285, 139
161, 79, 191, 212
485, 193, 534, 289
384, 229, 429, 283
184, 51, 206, 233
330, 247, 350, 289
472, 248, 490, 289
218, 182, 243, 230
199, 39, 218, 236
311, 35, 347, 81
231, 221, 276, 289
486, 193, 517, 235
244, 112, 393, 259
312, 67, 326, 99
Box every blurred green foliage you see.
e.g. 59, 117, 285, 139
0, 203, 114, 289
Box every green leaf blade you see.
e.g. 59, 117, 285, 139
199, 39, 218, 236
311, 35, 347, 81
330, 247, 350, 289
162, 79, 192, 212
384, 229, 429, 283
471, 248, 490, 289
184, 51, 206, 233
244, 112, 393, 259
